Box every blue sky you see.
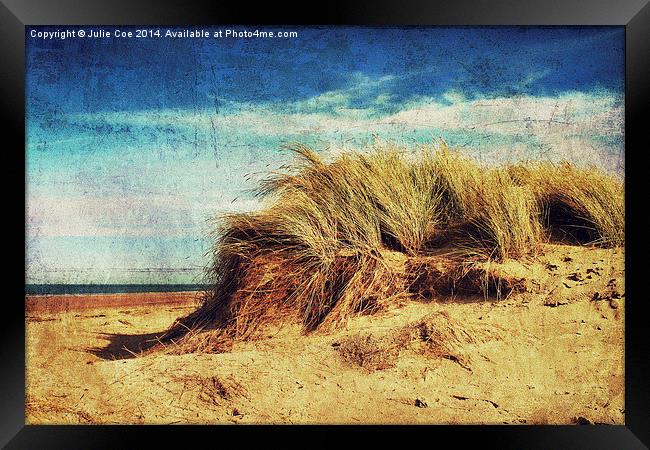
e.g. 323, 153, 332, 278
25, 26, 625, 284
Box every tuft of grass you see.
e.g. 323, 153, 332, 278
431, 148, 542, 260
162, 142, 624, 347
508, 161, 625, 246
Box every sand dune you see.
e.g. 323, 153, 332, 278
26, 244, 624, 424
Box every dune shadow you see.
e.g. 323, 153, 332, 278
410, 292, 503, 305
88, 331, 166, 360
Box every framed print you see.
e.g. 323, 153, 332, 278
2, 0, 648, 447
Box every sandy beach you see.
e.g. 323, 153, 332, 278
26, 291, 202, 314
25, 244, 624, 425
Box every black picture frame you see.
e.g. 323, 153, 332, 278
2, 0, 648, 447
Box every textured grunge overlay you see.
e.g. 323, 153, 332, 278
25, 26, 624, 285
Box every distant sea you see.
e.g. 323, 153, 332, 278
25, 284, 209, 295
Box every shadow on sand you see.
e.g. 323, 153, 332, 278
88, 331, 166, 360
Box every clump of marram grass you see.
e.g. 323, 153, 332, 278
161, 142, 624, 349
508, 161, 625, 246
430, 148, 542, 260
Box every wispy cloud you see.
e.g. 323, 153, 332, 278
27, 194, 264, 238
67, 88, 623, 138
62, 88, 623, 167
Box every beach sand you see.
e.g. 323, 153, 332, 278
25, 244, 624, 424
26, 291, 201, 314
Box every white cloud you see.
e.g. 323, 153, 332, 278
383, 91, 623, 136
26, 194, 264, 238
68, 89, 622, 150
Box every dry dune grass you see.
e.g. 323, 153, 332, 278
508, 162, 625, 246
161, 142, 624, 350
334, 311, 475, 372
